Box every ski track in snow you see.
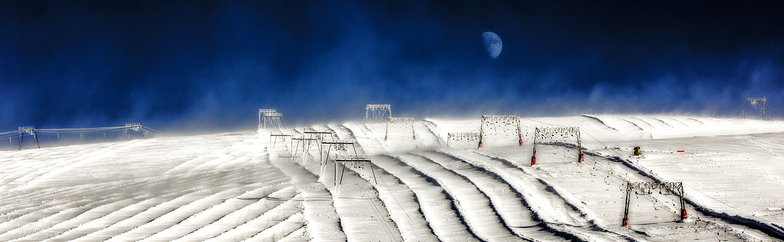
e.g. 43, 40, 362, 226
261, 139, 346, 241
406, 152, 525, 241
621, 118, 646, 132
314, 125, 404, 242
429, 150, 575, 242
747, 137, 784, 158
471, 149, 657, 242
375, 155, 481, 242
328, 124, 439, 241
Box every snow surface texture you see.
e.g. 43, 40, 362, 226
1, 115, 784, 241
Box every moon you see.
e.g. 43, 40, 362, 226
482, 31, 502, 58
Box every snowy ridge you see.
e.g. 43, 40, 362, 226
1, 115, 783, 241
581, 115, 619, 132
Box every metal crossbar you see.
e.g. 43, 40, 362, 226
479, 115, 522, 148
387, 117, 414, 124
447, 132, 480, 147
290, 136, 319, 164
17, 127, 39, 150
3, 123, 160, 150
744, 97, 767, 120
259, 110, 285, 129
269, 133, 292, 149
259, 109, 276, 113
482, 115, 519, 120
531, 127, 582, 165
320, 139, 359, 180
125, 123, 142, 129
304, 131, 335, 141
622, 181, 686, 226
334, 153, 377, 194
385, 117, 415, 141
365, 104, 392, 123
366, 104, 391, 109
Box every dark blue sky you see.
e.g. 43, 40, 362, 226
2, 1, 783, 132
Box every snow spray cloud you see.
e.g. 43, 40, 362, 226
1, 1, 783, 132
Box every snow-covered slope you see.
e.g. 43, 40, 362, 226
1, 116, 783, 241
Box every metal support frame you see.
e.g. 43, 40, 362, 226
321, 139, 359, 179
270, 133, 292, 149
622, 181, 686, 226
263, 113, 285, 130
303, 130, 335, 163
531, 131, 537, 165
18, 126, 40, 150
478, 115, 523, 149
744, 97, 767, 120
304, 131, 336, 142
334, 154, 377, 195
365, 104, 392, 124
124, 123, 144, 138
259, 109, 286, 129
7, 123, 157, 150
259, 109, 276, 128
291, 136, 319, 165
447, 132, 480, 148
384, 117, 415, 141
531, 127, 582, 165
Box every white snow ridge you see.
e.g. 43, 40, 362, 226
2, 115, 784, 241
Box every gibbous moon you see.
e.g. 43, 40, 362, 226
482, 31, 502, 58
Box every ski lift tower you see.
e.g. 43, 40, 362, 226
365, 104, 391, 124
125, 123, 144, 138
621, 181, 687, 226
259, 109, 276, 129
744, 97, 767, 120
334, 154, 377, 195
385, 117, 415, 141
478, 115, 523, 149
320, 139, 359, 180
18, 126, 40, 150
259, 109, 286, 129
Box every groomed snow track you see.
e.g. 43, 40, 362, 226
2, 116, 783, 241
